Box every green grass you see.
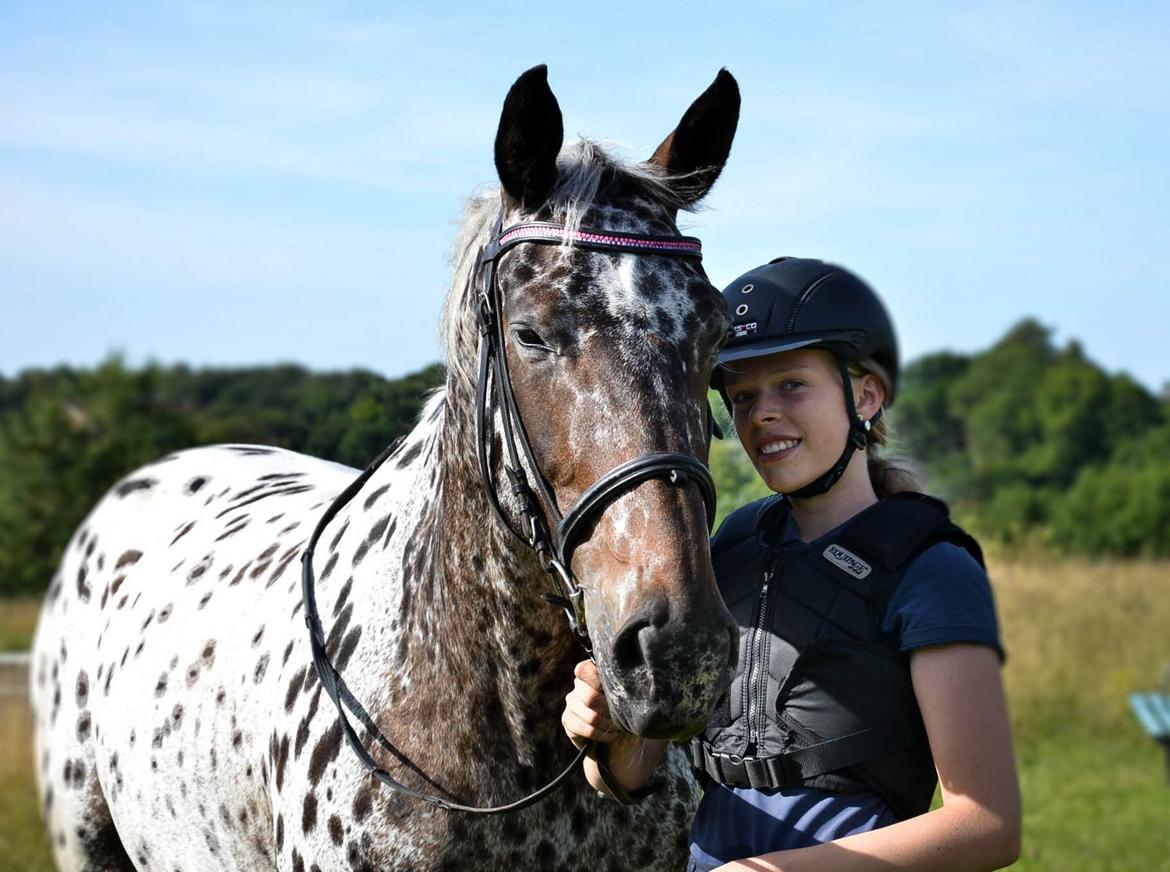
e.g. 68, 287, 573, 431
991, 557, 1170, 870
1014, 732, 1170, 871
0, 598, 41, 651
0, 699, 53, 871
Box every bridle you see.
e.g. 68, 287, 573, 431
472, 214, 716, 646
300, 207, 717, 814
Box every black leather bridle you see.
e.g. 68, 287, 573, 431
472, 214, 717, 647
300, 208, 717, 814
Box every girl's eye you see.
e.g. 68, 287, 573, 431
781, 379, 805, 391
731, 391, 753, 406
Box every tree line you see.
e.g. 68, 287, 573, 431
0, 359, 444, 596
894, 319, 1169, 555
1, 320, 1166, 596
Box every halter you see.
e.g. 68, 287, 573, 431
301, 208, 717, 815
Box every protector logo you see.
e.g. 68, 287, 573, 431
823, 544, 871, 579
733, 321, 758, 338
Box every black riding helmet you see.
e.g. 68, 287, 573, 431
713, 257, 899, 498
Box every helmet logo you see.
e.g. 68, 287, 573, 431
732, 321, 757, 338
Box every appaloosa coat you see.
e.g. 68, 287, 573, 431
31, 66, 741, 871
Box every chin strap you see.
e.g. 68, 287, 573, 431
786, 357, 880, 499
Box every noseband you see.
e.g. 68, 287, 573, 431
300, 208, 716, 814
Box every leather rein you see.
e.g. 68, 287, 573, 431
301, 208, 716, 814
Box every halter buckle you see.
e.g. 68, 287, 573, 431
545, 558, 588, 639
476, 288, 495, 334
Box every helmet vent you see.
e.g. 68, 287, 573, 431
741, 284, 754, 294
786, 272, 833, 332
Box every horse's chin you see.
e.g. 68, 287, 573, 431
601, 661, 734, 740
611, 703, 711, 741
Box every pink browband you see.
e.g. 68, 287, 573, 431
496, 222, 703, 258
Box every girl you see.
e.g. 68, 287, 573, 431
562, 257, 1021, 871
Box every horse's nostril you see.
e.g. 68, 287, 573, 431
610, 602, 670, 674
611, 617, 651, 674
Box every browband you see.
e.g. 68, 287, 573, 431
489, 222, 703, 261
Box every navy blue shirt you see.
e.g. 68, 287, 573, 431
688, 516, 1002, 871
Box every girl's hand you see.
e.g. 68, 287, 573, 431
561, 659, 626, 748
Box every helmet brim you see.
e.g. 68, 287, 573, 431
711, 327, 870, 365
716, 335, 850, 367
713, 333, 896, 406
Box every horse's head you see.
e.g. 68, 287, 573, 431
478, 66, 740, 739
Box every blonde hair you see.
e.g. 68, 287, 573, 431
848, 361, 921, 499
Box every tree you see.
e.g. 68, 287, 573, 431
1049, 423, 1170, 557
0, 359, 197, 595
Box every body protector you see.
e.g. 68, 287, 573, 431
689, 492, 984, 821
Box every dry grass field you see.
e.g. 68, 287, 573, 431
991, 557, 1170, 870
0, 599, 41, 652
2, 560, 1169, 871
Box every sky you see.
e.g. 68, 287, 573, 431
2, 1, 1168, 391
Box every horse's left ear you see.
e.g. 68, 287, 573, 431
649, 69, 740, 205
495, 65, 565, 210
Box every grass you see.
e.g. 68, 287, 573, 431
2, 559, 1169, 869
0, 598, 41, 651
0, 698, 53, 871
991, 556, 1170, 871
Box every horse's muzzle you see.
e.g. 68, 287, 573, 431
599, 604, 738, 740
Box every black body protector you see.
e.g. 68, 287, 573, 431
689, 491, 984, 821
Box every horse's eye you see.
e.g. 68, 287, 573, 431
514, 327, 551, 351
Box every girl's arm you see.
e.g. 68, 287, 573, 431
715, 643, 1021, 871
562, 659, 669, 795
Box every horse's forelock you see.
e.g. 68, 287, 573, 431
439, 140, 701, 393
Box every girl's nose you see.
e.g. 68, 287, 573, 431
750, 398, 781, 427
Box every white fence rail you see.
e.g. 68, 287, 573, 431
0, 651, 30, 697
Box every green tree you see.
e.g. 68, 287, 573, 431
1049, 423, 1170, 557
0, 359, 197, 595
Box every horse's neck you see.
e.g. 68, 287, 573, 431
404, 384, 580, 755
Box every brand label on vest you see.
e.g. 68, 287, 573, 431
733, 321, 757, 338
823, 544, 871, 579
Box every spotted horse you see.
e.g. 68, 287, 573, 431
30, 65, 741, 871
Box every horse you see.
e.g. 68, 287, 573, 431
30, 64, 741, 871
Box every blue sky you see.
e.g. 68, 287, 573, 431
2, 1, 1167, 390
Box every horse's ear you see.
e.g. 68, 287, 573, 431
494, 65, 564, 210
649, 69, 740, 205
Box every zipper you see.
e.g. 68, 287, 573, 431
744, 568, 773, 750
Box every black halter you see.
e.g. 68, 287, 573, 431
300, 208, 716, 815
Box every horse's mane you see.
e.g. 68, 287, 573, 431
439, 139, 697, 392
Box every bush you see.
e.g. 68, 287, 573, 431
1049, 424, 1170, 557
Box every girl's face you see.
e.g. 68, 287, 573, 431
722, 348, 881, 495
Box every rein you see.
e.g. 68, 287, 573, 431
301, 208, 716, 814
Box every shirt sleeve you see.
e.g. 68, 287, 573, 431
880, 542, 1005, 661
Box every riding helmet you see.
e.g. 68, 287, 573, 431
714, 257, 899, 404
